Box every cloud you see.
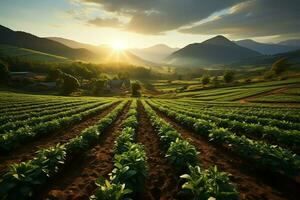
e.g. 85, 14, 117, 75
77, 0, 243, 34
87, 17, 123, 28
180, 0, 300, 39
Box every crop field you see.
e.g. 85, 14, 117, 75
158, 78, 300, 103
0, 90, 300, 200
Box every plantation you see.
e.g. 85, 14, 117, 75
0, 89, 299, 200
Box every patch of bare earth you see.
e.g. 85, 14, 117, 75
137, 101, 179, 200
35, 103, 130, 200
0, 102, 119, 175
239, 86, 291, 104
154, 108, 300, 200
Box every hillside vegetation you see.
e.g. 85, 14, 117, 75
0, 44, 68, 62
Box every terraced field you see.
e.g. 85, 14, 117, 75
0, 91, 300, 200
157, 78, 300, 103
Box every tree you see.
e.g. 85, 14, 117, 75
223, 71, 235, 83
0, 61, 9, 83
92, 79, 107, 95
117, 72, 129, 80
271, 58, 290, 75
131, 81, 142, 97
47, 68, 62, 81
201, 76, 210, 86
60, 73, 80, 95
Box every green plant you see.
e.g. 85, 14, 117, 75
180, 165, 238, 200
90, 177, 132, 200
0, 144, 66, 199
112, 144, 148, 193
166, 138, 199, 171
114, 128, 135, 154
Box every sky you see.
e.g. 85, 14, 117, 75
0, 0, 299, 49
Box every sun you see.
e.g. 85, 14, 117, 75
112, 41, 126, 51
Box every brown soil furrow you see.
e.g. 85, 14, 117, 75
137, 101, 179, 200
0, 102, 118, 175
239, 86, 292, 104
37, 103, 130, 200
154, 109, 292, 200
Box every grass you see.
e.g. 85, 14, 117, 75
249, 94, 300, 103
0, 44, 68, 62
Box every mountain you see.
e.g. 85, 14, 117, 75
129, 44, 179, 63
0, 25, 97, 61
168, 35, 262, 68
47, 37, 157, 66
235, 39, 298, 55
278, 39, 300, 47
46, 37, 94, 50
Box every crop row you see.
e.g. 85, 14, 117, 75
91, 100, 149, 199
0, 99, 86, 113
152, 100, 300, 150
0, 101, 128, 199
0, 100, 103, 124
142, 100, 238, 199
175, 99, 300, 119
0, 101, 118, 152
0, 99, 71, 111
162, 100, 300, 131
0, 101, 110, 133
0, 100, 88, 116
147, 100, 300, 178
176, 100, 300, 123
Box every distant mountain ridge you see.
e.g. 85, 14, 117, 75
168, 35, 262, 67
47, 37, 157, 66
0, 25, 97, 61
129, 44, 179, 63
235, 39, 299, 55
0, 24, 156, 66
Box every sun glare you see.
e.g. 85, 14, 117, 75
112, 41, 126, 51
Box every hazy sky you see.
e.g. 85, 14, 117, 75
0, 0, 299, 48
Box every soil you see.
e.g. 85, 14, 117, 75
0, 102, 119, 175
36, 103, 130, 200
137, 101, 179, 200
239, 86, 291, 104
154, 108, 300, 200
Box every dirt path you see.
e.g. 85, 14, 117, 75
137, 101, 179, 200
154, 109, 298, 200
36, 103, 130, 200
239, 87, 290, 103
0, 103, 119, 175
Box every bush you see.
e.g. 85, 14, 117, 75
47, 68, 62, 81
0, 61, 9, 83
271, 58, 290, 75
60, 73, 80, 95
201, 76, 210, 86
264, 70, 275, 80
223, 71, 235, 83
131, 81, 141, 97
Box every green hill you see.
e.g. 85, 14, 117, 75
0, 25, 97, 61
0, 44, 68, 62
